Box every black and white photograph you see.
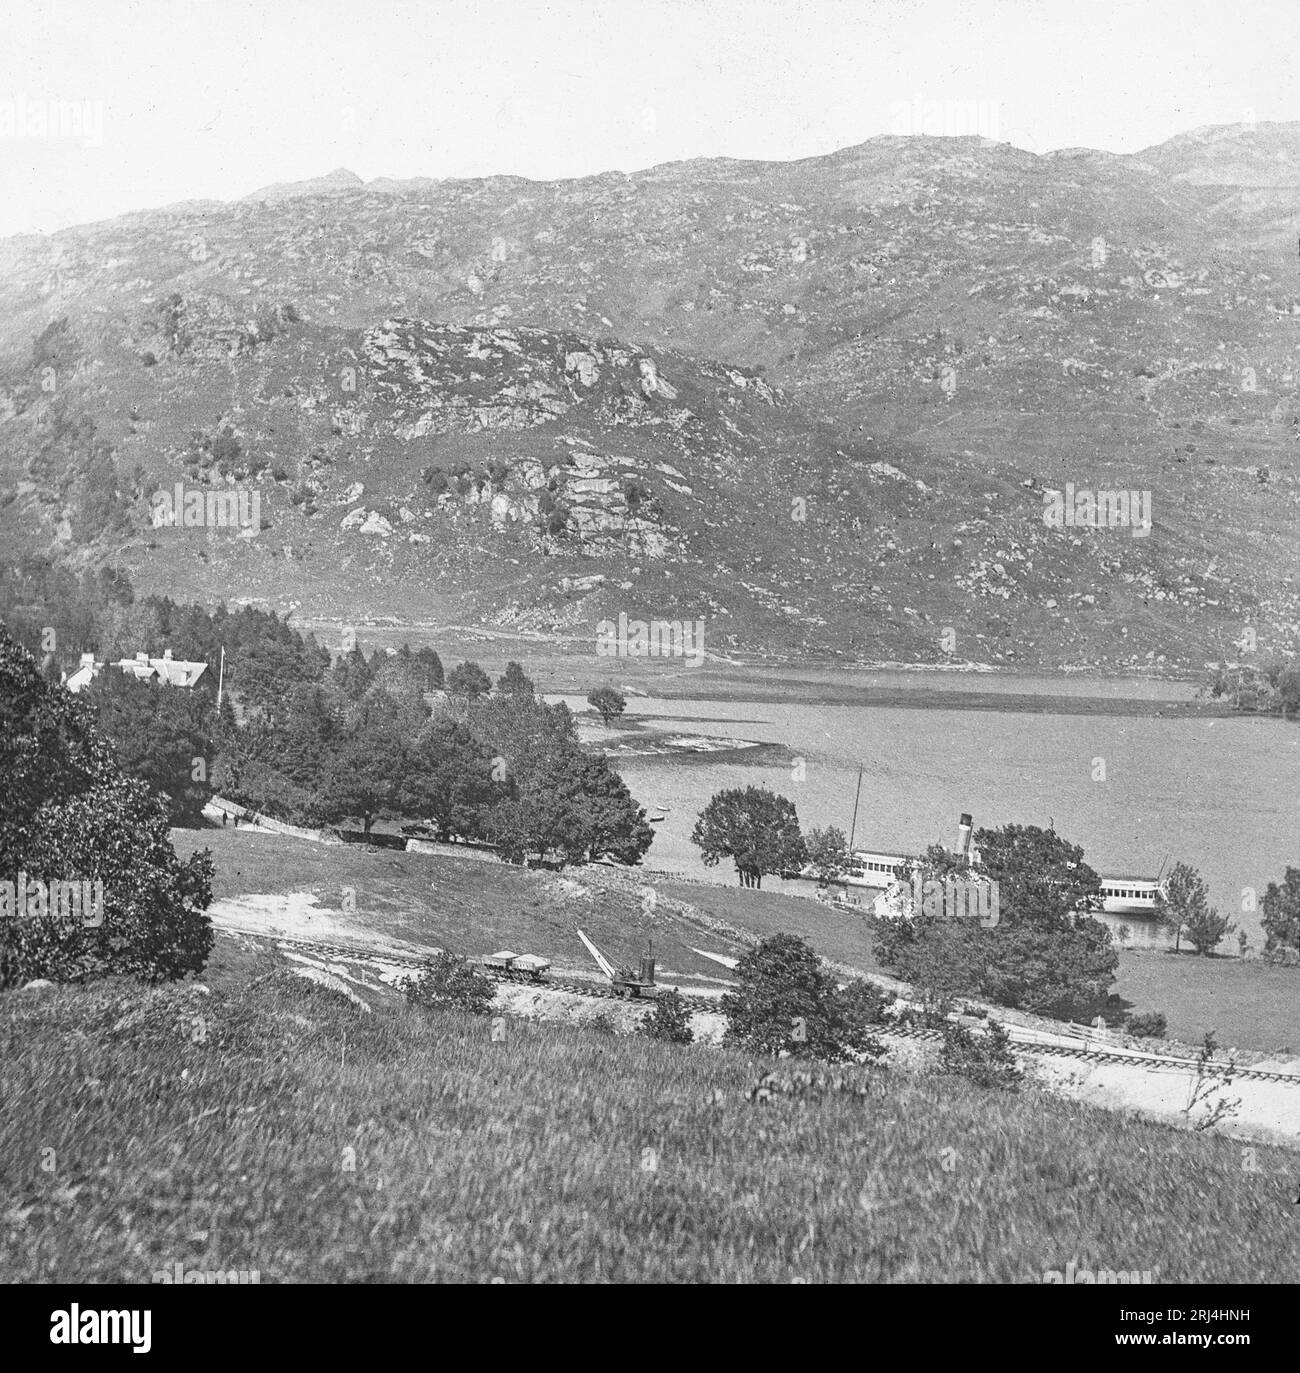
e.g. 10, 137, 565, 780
1, 0, 1297, 1318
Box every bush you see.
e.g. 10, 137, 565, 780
1126, 1011, 1168, 1039
640, 988, 694, 1044
405, 951, 495, 1016
938, 1019, 1023, 1090
721, 933, 883, 1063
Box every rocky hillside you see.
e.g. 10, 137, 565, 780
4, 122, 1300, 669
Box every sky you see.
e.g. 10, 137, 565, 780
1, 0, 1298, 238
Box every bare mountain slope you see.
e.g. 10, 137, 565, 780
3, 126, 1300, 668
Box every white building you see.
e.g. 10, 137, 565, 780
64, 649, 207, 693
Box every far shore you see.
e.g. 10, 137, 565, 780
278, 617, 1265, 718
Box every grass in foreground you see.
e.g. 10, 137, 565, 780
2, 939, 1296, 1283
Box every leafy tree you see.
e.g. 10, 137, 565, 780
448, 660, 492, 700
0, 623, 213, 986
84, 670, 215, 826
315, 691, 410, 834
370, 654, 435, 719
486, 748, 652, 867
1261, 866, 1300, 958
721, 933, 885, 1062
1155, 862, 1234, 954
873, 823, 1119, 1021
398, 718, 502, 841
804, 825, 850, 883
640, 988, 695, 1044
466, 685, 651, 868
412, 645, 444, 691
331, 643, 374, 702
587, 686, 627, 725
691, 787, 806, 888
972, 824, 1104, 930
496, 661, 535, 699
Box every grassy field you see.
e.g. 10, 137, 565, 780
2, 934, 1296, 1284
656, 879, 890, 977
173, 825, 1300, 1054
1113, 950, 1300, 1059
170, 826, 754, 985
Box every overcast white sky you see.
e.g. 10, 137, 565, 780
1, 0, 1297, 238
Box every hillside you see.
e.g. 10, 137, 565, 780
3, 934, 1296, 1283
5, 124, 1300, 668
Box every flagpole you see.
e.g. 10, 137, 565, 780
848, 766, 864, 852
216, 645, 225, 711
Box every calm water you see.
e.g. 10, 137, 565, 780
553, 693, 1300, 944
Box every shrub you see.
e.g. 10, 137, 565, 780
938, 1019, 1023, 1090
1126, 1010, 1167, 1039
640, 988, 694, 1044
405, 951, 495, 1016
721, 933, 881, 1062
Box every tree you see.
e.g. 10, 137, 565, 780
1261, 866, 1300, 958
331, 644, 374, 702
0, 623, 214, 987
1154, 862, 1233, 954
720, 933, 884, 1063
873, 823, 1119, 1021
587, 686, 627, 726
559, 754, 654, 865
804, 825, 849, 883
971, 823, 1104, 930
691, 787, 806, 888
413, 645, 444, 691
399, 718, 502, 842
84, 670, 215, 826
315, 691, 410, 834
448, 660, 492, 700
485, 748, 652, 867
496, 661, 535, 699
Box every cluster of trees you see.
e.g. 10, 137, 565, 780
1205, 660, 1300, 718
0, 623, 214, 987
2, 561, 655, 870
688, 789, 1128, 1020
871, 825, 1120, 1020
210, 652, 653, 867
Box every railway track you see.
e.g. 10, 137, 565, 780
230, 927, 1300, 1086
